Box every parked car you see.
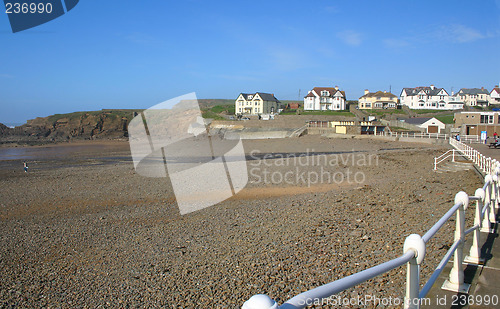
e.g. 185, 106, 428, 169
241, 117, 250, 121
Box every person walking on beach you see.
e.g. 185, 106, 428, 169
23, 161, 28, 173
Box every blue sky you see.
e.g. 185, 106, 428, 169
1, 0, 500, 123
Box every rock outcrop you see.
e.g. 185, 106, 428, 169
0, 110, 141, 144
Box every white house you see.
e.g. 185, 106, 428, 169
400, 85, 463, 110
304, 86, 346, 111
489, 86, 500, 104
455, 88, 490, 107
403, 117, 446, 133
235, 92, 280, 115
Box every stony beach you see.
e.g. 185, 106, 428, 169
0, 136, 483, 308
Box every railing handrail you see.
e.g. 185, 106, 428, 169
279, 251, 415, 309
422, 201, 462, 243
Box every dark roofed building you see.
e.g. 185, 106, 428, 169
456, 87, 490, 107
400, 84, 463, 110
400, 117, 445, 133
235, 92, 280, 115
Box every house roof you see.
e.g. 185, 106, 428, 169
490, 87, 500, 94
306, 87, 346, 98
401, 86, 447, 97
403, 117, 433, 125
360, 90, 397, 99
457, 88, 490, 95
239, 92, 280, 102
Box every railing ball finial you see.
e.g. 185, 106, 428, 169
485, 174, 493, 184
475, 188, 485, 201
242, 294, 278, 309
403, 234, 426, 264
454, 191, 469, 209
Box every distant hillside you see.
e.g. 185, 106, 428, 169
198, 99, 234, 109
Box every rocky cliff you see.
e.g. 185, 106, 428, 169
0, 110, 142, 144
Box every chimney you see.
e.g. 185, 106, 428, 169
364, 89, 369, 95
335, 85, 339, 90
430, 84, 435, 90
481, 87, 484, 90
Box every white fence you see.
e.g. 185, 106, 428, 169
450, 138, 495, 174
376, 131, 482, 143
243, 141, 499, 309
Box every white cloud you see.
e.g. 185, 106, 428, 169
434, 24, 485, 43
337, 30, 362, 46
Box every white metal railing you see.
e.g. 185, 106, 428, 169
450, 138, 495, 174
243, 144, 499, 309
376, 131, 450, 139
375, 131, 481, 143
434, 149, 457, 170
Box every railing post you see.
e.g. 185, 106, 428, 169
495, 167, 500, 211
490, 174, 498, 224
404, 234, 426, 309
452, 150, 455, 162
482, 175, 493, 233
465, 188, 485, 264
442, 192, 470, 293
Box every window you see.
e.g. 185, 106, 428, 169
248, 95, 253, 99
321, 90, 329, 96
366, 102, 371, 108
480, 115, 494, 124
